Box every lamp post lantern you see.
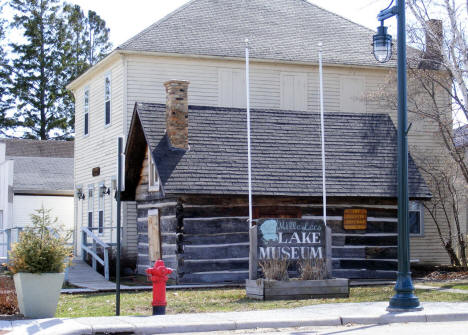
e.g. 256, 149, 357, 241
373, 0, 422, 311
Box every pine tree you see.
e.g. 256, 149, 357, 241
8, 0, 112, 140
0, 6, 14, 137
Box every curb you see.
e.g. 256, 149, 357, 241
4, 302, 468, 334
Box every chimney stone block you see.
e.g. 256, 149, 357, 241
164, 80, 190, 150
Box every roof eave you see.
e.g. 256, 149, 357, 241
117, 48, 396, 71
66, 51, 123, 91
14, 189, 74, 196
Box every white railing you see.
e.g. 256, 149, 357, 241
81, 227, 115, 280
0, 227, 23, 262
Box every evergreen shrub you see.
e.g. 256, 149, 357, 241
8, 206, 72, 274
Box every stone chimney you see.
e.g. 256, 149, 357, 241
419, 19, 443, 70
164, 80, 189, 150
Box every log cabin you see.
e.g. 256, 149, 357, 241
122, 80, 431, 283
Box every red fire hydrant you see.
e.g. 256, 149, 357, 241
146, 259, 173, 315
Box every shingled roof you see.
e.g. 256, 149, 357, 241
118, 0, 396, 68
124, 103, 431, 199
12, 156, 74, 194
0, 139, 74, 194
1, 138, 74, 158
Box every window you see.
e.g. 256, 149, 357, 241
105, 75, 111, 125
340, 76, 365, 113
98, 183, 104, 234
280, 72, 307, 111
409, 201, 424, 235
88, 185, 93, 229
84, 88, 89, 135
218, 69, 246, 108
148, 146, 159, 192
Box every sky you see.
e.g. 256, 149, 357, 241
67, 0, 395, 48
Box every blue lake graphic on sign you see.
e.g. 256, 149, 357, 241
260, 219, 278, 242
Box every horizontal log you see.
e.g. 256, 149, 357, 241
183, 206, 249, 218
328, 221, 397, 234
344, 235, 397, 246
332, 269, 397, 279
332, 247, 366, 258
180, 195, 397, 207
179, 271, 249, 284
365, 247, 397, 259
183, 232, 249, 245
180, 258, 249, 273
161, 216, 178, 233
183, 244, 249, 260
338, 259, 398, 271
183, 218, 249, 234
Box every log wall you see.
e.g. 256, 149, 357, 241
134, 151, 401, 283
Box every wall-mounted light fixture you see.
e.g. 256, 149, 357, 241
76, 188, 86, 200
100, 184, 111, 196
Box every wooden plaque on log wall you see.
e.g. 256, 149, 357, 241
343, 209, 367, 230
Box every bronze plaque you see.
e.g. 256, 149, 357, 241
343, 209, 367, 230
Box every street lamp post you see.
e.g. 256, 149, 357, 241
372, 0, 422, 311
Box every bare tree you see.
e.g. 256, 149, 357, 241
405, 0, 468, 183
367, 1, 468, 266
414, 150, 467, 268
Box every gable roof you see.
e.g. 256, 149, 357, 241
12, 156, 74, 194
1, 138, 74, 158
0, 139, 74, 194
124, 103, 431, 199
118, 0, 394, 68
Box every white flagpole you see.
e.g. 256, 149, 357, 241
245, 39, 253, 227
318, 42, 327, 226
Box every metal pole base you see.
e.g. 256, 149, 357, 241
387, 273, 422, 312
152, 305, 166, 315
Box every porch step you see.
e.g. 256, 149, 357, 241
67, 259, 132, 291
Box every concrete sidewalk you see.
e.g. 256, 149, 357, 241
2, 302, 468, 335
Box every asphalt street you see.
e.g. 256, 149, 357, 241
166, 321, 468, 335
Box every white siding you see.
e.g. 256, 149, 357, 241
73, 56, 133, 257
280, 72, 307, 111
13, 195, 74, 232
218, 68, 246, 108
74, 53, 452, 265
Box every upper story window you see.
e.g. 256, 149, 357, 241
280, 72, 307, 111
98, 182, 105, 234
84, 88, 89, 135
218, 68, 246, 108
87, 185, 94, 229
105, 74, 111, 125
409, 201, 424, 236
148, 146, 159, 192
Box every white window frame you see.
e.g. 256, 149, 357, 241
409, 201, 424, 236
87, 185, 94, 230
98, 181, 105, 235
148, 146, 159, 192
104, 73, 111, 126
84, 87, 89, 136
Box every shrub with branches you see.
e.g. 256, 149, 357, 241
298, 258, 327, 280
259, 258, 289, 281
8, 206, 73, 274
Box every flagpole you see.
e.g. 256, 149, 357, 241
245, 38, 253, 227
318, 42, 327, 226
